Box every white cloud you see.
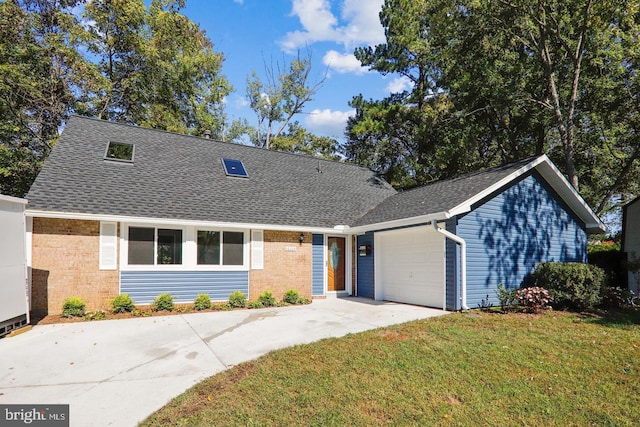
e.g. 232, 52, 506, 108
305, 108, 356, 138
280, 0, 384, 53
233, 0, 243, 4
322, 50, 368, 75
386, 76, 413, 94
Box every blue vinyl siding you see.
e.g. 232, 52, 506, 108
444, 218, 460, 310
312, 234, 324, 296
120, 271, 249, 304
356, 232, 375, 298
456, 172, 588, 309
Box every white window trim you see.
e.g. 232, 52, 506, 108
99, 221, 118, 270
119, 223, 249, 271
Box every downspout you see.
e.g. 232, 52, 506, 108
432, 221, 468, 311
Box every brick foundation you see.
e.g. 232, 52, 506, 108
249, 231, 312, 301
31, 218, 119, 315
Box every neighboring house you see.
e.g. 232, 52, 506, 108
26, 116, 605, 315
622, 197, 640, 294
0, 194, 29, 335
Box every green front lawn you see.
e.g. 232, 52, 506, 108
141, 310, 640, 426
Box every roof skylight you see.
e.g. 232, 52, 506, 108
222, 158, 248, 178
105, 141, 134, 162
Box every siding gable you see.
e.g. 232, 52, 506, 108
457, 172, 587, 308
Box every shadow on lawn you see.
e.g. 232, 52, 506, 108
578, 308, 640, 328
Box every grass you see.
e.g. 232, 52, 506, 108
141, 309, 640, 426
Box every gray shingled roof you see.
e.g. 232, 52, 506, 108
352, 156, 541, 227
27, 116, 396, 228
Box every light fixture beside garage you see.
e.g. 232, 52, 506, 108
359, 245, 371, 256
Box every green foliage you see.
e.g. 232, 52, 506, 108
132, 308, 153, 317
257, 291, 276, 307
346, 0, 640, 214
152, 293, 174, 312
528, 262, 606, 311
62, 297, 86, 318
495, 284, 518, 313
270, 122, 342, 160
588, 247, 626, 288
83, 310, 107, 321
228, 291, 247, 308
111, 294, 135, 313
282, 290, 300, 305
194, 293, 212, 311
248, 301, 264, 309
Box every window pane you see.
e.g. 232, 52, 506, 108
223, 231, 244, 265
105, 141, 134, 161
129, 227, 154, 265
197, 231, 220, 265
157, 229, 182, 265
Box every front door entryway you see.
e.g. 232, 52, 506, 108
327, 236, 346, 291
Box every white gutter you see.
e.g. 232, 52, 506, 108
431, 221, 468, 311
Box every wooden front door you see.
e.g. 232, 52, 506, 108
327, 237, 346, 291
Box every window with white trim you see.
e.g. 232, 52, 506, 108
128, 226, 183, 265
196, 230, 245, 266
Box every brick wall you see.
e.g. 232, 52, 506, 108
249, 231, 312, 301
31, 218, 119, 315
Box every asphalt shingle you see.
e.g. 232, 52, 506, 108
27, 116, 396, 228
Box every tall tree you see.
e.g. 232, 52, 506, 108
245, 50, 326, 149
82, 0, 231, 136
0, 0, 96, 197
347, 0, 640, 214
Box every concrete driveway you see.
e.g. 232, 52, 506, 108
0, 297, 447, 426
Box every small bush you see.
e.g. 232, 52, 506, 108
83, 310, 106, 321
111, 294, 135, 313
258, 291, 276, 307
152, 293, 174, 311
194, 293, 212, 311
478, 294, 493, 312
495, 283, 518, 313
516, 287, 552, 313
175, 304, 193, 313
528, 262, 606, 311
248, 301, 264, 309
228, 291, 247, 308
62, 297, 86, 317
132, 308, 153, 317
282, 289, 300, 304
601, 287, 636, 308
212, 302, 232, 311
298, 297, 311, 304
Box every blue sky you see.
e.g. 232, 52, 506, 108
180, 0, 411, 141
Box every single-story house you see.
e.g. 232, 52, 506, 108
622, 197, 640, 294
26, 116, 605, 315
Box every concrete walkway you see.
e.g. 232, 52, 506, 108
0, 297, 447, 426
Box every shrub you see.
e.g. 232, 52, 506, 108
282, 289, 300, 304
495, 283, 518, 313
258, 291, 276, 307
528, 262, 606, 311
298, 297, 311, 304
152, 293, 174, 311
62, 297, 86, 317
516, 287, 552, 313
248, 301, 264, 309
478, 294, 493, 312
111, 294, 135, 313
601, 287, 636, 309
194, 293, 212, 311
228, 291, 247, 308
83, 310, 106, 321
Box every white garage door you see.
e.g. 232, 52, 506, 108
375, 226, 445, 308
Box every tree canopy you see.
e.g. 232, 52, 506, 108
0, 0, 231, 197
346, 0, 640, 215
